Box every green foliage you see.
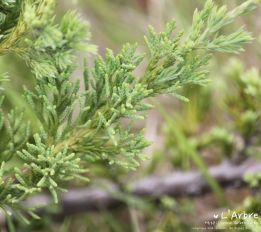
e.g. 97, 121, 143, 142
159, 33, 261, 232
0, 97, 30, 162
0, 0, 259, 227
223, 59, 261, 140
20, 0, 96, 79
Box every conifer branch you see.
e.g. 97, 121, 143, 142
0, 0, 259, 222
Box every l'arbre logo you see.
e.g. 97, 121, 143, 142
212, 209, 259, 220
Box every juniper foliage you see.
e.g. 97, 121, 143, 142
0, 0, 259, 223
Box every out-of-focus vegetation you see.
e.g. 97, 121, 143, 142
1, 0, 261, 231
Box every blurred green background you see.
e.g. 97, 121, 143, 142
2, 0, 261, 231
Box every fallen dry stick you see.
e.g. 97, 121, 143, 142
25, 158, 261, 220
